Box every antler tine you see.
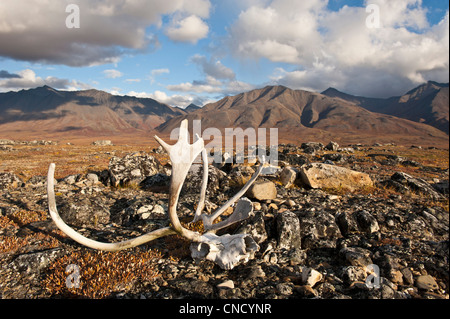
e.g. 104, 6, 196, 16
47, 163, 176, 251
192, 133, 208, 223
201, 158, 266, 231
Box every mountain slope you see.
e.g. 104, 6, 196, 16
157, 85, 448, 145
322, 81, 449, 134
0, 86, 186, 135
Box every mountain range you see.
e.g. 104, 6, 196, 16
0, 82, 448, 146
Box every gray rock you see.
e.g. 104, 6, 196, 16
355, 210, 379, 234
236, 212, 268, 244
336, 211, 359, 237
282, 153, 309, 166
298, 211, 342, 249
387, 172, 444, 200
325, 141, 339, 151
0, 172, 23, 189
339, 247, 373, 267
109, 152, 163, 187
9, 248, 63, 274
58, 197, 110, 227
183, 164, 226, 196
93, 140, 113, 146
279, 167, 298, 188
276, 211, 302, 250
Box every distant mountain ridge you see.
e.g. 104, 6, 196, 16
0, 85, 186, 135
0, 82, 448, 146
321, 81, 449, 134
157, 84, 448, 139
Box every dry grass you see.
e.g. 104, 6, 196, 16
0, 210, 62, 254
43, 249, 162, 298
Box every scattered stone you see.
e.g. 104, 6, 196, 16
0, 139, 15, 145
383, 172, 444, 200
0, 141, 448, 300
355, 210, 379, 234
0, 172, 23, 189
279, 167, 298, 188
247, 181, 277, 201
93, 140, 113, 146
217, 280, 234, 289
295, 285, 318, 298
301, 267, 323, 287
339, 247, 373, 267
276, 211, 302, 250
325, 141, 339, 151
415, 275, 439, 291
299, 163, 373, 192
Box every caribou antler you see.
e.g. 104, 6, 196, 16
47, 120, 264, 269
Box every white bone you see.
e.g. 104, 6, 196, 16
190, 233, 259, 270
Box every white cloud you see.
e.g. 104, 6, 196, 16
103, 69, 124, 79
127, 90, 210, 108
0, 0, 212, 66
190, 55, 236, 80
165, 15, 209, 44
0, 69, 92, 92
166, 54, 254, 96
228, 0, 449, 97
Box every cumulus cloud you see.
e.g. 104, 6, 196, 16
0, 0, 212, 66
0, 69, 92, 92
228, 0, 449, 97
165, 15, 209, 44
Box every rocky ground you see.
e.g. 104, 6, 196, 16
0, 140, 448, 299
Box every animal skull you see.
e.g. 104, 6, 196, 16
46, 120, 265, 269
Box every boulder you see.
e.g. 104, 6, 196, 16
58, 197, 110, 228
355, 210, 379, 234
109, 152, 163, 187
298, 211, 342, 249
299, 163, 373, 192
325, 141, 339, 151
279, 167, 298, 188
385, 172, 444, 200
276, 211, 302, 250
301, 142, 324, 154
415, 275, 439, 291
247, 181, 277, 201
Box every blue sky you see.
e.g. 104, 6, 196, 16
0, 0, 448, 107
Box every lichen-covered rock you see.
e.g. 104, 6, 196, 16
0, 172, 23, 189
276, 211, 302, 250
108, 152, 163, 187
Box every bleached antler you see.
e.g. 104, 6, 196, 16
47, 120, 262, 269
